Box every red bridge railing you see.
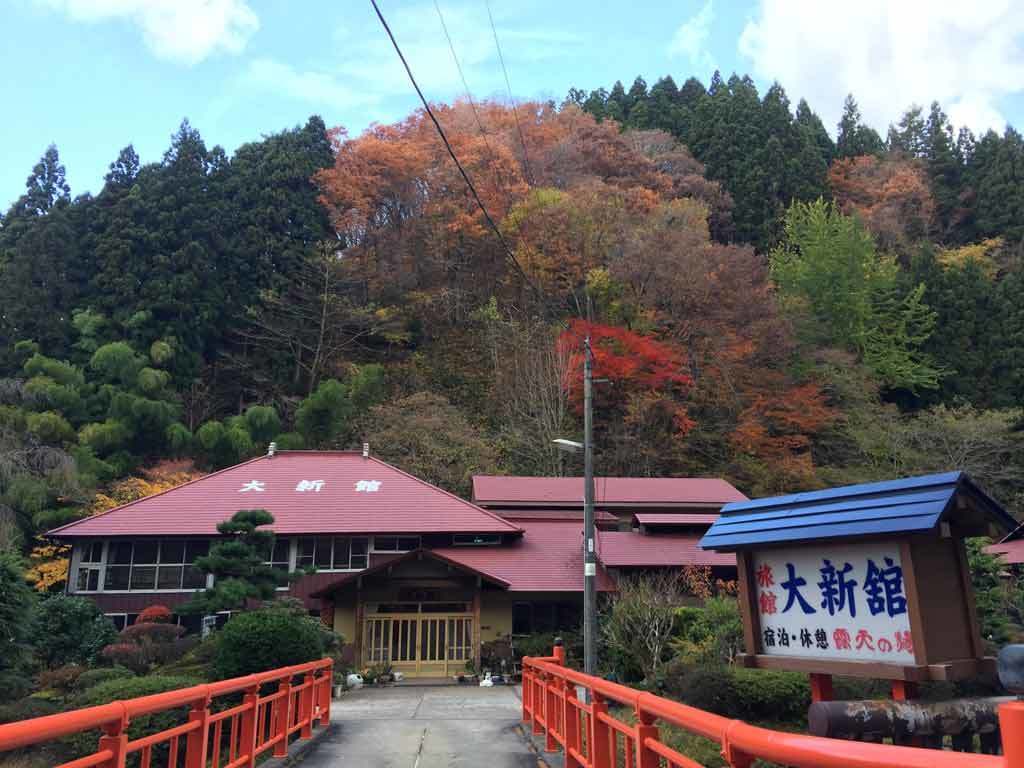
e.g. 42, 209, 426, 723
523, 647, 1024, 768
0, 658, 333, 768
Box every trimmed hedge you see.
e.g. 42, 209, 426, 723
212, 608, 324, 680
663, 663, 810, 723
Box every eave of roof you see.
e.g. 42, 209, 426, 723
597, 531, 735, 568
471, 475, 748, 506
633, 512, 719, 526
310, 547, 511, 597
700, 471, 1015, 552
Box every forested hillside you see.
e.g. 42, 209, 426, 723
2, 71, 1024, 588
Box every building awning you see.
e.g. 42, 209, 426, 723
310, 548, 511, 598
700, 471, 1016, 552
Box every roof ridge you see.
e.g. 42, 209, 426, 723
45, 454, 267, 536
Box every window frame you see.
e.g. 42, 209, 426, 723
370, 535, 420, 553
452, 533, 501, 546
76, 539, 211, 594
296, 536, 369, 572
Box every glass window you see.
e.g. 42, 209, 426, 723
157, 566, 184, 590
130, 565, 157, 591
350, 538, 368, 569
314, 537, 333, 568
110, 542, 133, 565
106, 565, 130, 590
81, 542, 104, 563
133, 541, 159, 565
373, 536, 420, 552
512, 603, 531, 635
183, 565, 206, 590
77, 567, 100, 592
452, 534, 500, 546
267, 538, 290, 573
297, 538, 315, 569
185, 540, 209, 562
161, 541, 185, 563
106, 613, 128, 631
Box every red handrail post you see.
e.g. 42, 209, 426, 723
238, 683, 259, 768
184, 693, 211, 768
563, 679, 582, 768
318, 662, 333, 727
590, 692, 612, 768
544, 672, 558, 752
521, 662, 532, 724
634, 710, 659, 768
273, 676, 292, 758
97, 710, 128, 768
1000, 700, 1024, 768
531, 669, 544, 736
299, 672, 314, 739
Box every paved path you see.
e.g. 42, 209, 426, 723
299, 686, 555, 768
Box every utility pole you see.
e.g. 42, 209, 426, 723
583, 334, 597, 678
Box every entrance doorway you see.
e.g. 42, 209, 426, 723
364, 613, 474, 676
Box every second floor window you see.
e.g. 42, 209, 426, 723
105, 540, 208, 591
297, 536, 368, 571
372, 536, 420, 553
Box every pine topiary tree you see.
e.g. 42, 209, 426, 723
180, 509, 287, 614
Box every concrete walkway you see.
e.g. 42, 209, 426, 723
298, 686, 555, 768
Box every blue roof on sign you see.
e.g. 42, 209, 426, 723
699, 471, 1016, 552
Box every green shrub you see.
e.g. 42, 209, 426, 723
74, 666, 134, 691
67, 676, 203, 761
729, 667, 810, 723
212, 606, 325, 680
37, 665, 85, 699
0, 697, 61, 725
32, 595, 117, 668
666, 665, 740, 717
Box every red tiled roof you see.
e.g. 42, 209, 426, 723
633, 513, 719, 526
597, 531, 735, 568
48, 452, 521, 538
472, 476, 747, 507
986, 539, 1024, 564
432, 521, 616, 592
498, 508, 619, 523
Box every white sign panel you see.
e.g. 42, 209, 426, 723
752, 540, 914, 664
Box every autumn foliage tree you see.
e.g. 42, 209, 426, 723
828, 155, 936, 253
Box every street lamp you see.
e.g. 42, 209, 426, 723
553, 335, 597, 680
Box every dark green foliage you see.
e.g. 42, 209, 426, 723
729, 667, 810, 722
295, 378, 352, 447
0, 697, 61, 724
573, 73, 833, 248
663, 664, 741, 716
74, 666, 134, 691
182, 509, 287, 614
836, 94, 885, 158
32, 595, 118, 668
67, 675, 204, 761
0, 551, 37, 701
212, 605, 325, 680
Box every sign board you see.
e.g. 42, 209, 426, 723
753, 541, 913, 665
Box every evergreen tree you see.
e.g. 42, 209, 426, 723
975, 128, 1024, 241
888, 105, 928, 157
182, 509, 288, 614
836, 94, 885, 158
923, 102, 963, 240
795, 98, 835, 164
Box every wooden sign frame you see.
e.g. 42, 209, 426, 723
735, 530, 996, 682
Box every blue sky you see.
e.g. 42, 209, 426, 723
5, 0, 1024, 210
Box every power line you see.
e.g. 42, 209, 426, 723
485, 0, 535, 186
432, 0, 493, 153
368, 0, 544, 303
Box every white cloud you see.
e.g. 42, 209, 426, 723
738, 0, 1024, 136
39, 0, 259, 65
244, 59, 379, 111
669, 0, 715, 73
